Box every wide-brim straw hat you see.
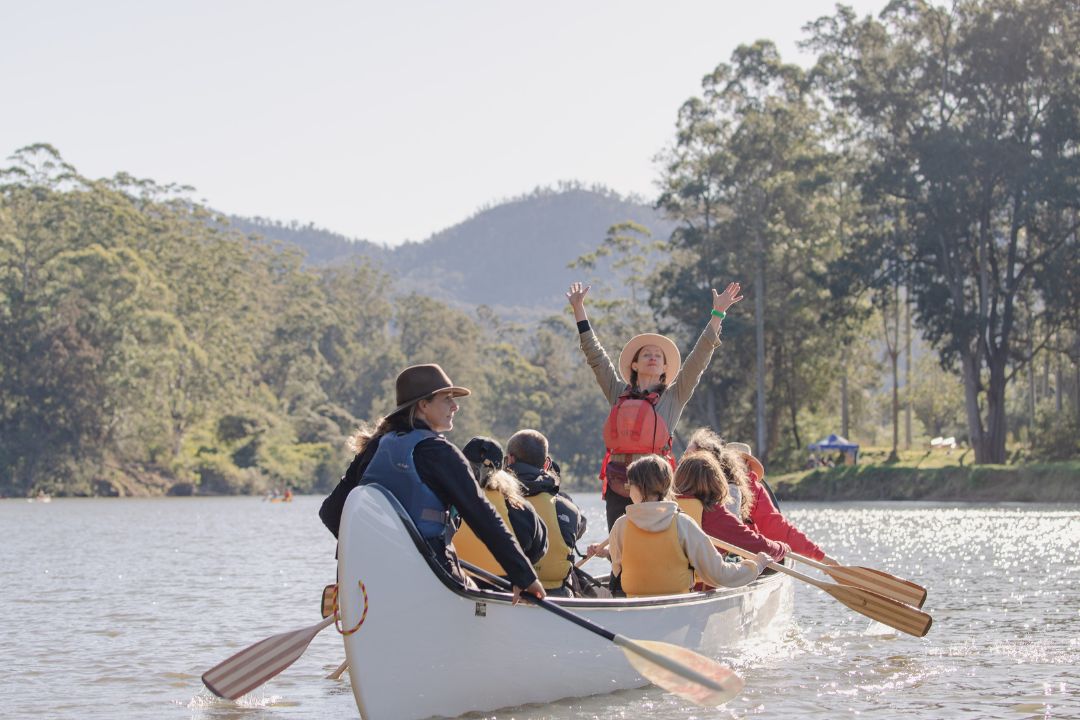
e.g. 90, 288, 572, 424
619, 333, 681, 385
726, 442, 765, 479
388, 364, 470, 417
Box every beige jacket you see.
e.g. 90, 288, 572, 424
609, 501, 767, 589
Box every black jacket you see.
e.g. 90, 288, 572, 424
508, 461, 587, 550
320, 422, 539, 590
498, 498, 548, 566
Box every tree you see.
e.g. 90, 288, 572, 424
656, 41, 856, 465
808, 0, 1080, 463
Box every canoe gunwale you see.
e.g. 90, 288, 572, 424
362, 482, 786, 611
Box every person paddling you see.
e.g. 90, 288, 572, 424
587, 455, 771, 597
673, 451, 787, 567
567, 281, 744, 530
319, 364, 545, 602
726, 440, 837, 565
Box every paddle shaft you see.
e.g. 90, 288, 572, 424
708, 536, 932, 637
459, 560, 729, 694
575, 537, 609, 569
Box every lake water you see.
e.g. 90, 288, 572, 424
2, 495, 1077, 719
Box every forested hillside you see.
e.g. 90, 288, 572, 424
233, 182, 675, 317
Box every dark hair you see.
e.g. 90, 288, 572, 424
626, 455, 674, 501
674, 452, 729, 510
629, 346, 668, 393
507, 429, 548, 467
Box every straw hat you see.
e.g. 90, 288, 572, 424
388, 364, 470, 416
619, 333, 681, 385
726, 442, 765, 479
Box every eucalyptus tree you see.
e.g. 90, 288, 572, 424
656, 41, 854, 464
807, 0, 1080, 463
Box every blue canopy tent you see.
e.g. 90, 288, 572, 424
808, 434, 860, 464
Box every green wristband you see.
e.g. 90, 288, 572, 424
711, 309, 726, 319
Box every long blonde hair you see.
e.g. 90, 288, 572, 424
687, 427, 752, 519
483, 469, 528, 510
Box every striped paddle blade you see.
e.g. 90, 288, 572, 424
819, 564, 927, 608
202, 615, 335, 700
822, 583, 933, 637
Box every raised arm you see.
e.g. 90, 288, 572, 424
566, 282, 590, 324
567, 282, 623, 404
670, 282, 745, 406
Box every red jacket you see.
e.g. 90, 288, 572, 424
746, 476, 825, 561
700, 502, 788, 562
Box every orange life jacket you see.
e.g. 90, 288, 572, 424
600, 389, 674, 495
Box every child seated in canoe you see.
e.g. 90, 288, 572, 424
588, 455, 771, 597
674, 451, 787, 567
686, 428, 836, 563
455, 437, 549, 578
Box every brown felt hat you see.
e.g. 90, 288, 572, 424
619, 333, 681, 385
389, 364, 470, 417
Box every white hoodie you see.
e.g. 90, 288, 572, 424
609, 501, 768, 590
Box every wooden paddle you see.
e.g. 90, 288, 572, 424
575, 536, 610, 568
708, 536, 932, 638
202, 614, 335, 700
461, 560, 744, 706
786, 551, 927, 608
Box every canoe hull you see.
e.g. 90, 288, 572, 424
338, 484, 792, 720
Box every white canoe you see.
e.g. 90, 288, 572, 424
337, 484, 793, 720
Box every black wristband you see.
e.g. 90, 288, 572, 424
576, 319, 591, 334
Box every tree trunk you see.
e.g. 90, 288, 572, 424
904, 289, 912, 448
961, 350, 986, 461
984, 354, 1010, 464
890, 348, 899, 462
1056, 349, 1063, 413
841, 365, 850, 438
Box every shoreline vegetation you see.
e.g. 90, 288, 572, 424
769, 462, 1080, 504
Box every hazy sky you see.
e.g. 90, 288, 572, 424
2, 1, 884, 246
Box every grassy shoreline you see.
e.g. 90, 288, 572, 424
770, 461, 1080, 503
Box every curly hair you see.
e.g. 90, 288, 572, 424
687, 427, 752, 519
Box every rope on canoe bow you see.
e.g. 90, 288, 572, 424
332, 580, 368, 636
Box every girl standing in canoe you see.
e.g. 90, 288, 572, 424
566, 280, 743, 530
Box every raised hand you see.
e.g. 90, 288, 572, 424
566, 282, 591, 309
712, 282, 744, 313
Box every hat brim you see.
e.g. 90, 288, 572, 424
388, 385, 470, 418
619, 333, 681, 386
742, 453, 765, 479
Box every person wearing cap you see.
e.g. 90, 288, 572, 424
566, 280, 744, 530
505, 429, 587, 596
318, 364, 545, 601
454, 436, 549, 575
722, 438, 837, 565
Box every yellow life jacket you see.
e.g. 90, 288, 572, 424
620, 516, 694, 597
454, 488, 511, 576
675, 496, 704, 526
674, 497, 707, 587
526, 493, 574, 590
